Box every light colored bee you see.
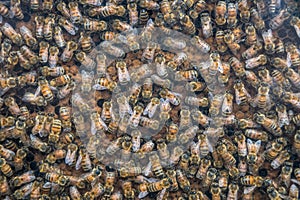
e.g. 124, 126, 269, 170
283, 92, 300, 110
56, 1, 70, 18
151, 74, 171, 89
76, 146, 92, 172
290, 16, 300, 38
245, 54, 267, 69
209, 94, 223, 117
286, 43, 300, 67
99, 41, 125, 58
20, 26, 37, 49
96, 53, 107, 76
190, 35, 210, 53
246, 139, 261, 165
128, 2, 138, 26
271, 149, 290, 169
159, 88, 181, 106
48, 46, 59, 68
175, 70, 198, 82
0, 144, 15, 161
163, 37, 186, 50
227, 2, 237, 27
116, 60, 130, 85
191, 109, 210, 127
61, 41, 78, 63
200, 12, 212, 38
221, 92, 233, 116
54, 26, 66, 48
83, 17, 107, 32
90, 111, 107, 135
143, 97, 160, 118
129, 105, 143, 128
169, 146, 184, 167
258, 67, 273, 86
269, 9, 291, 30
229, 56, 246, 77
179, 125, 198, 144
58, 17, 78, 36
58, 82, 76, 99
142, 42, 158, 63
1, 23, 22, 46
154, 54, 168, 78
68, 2, 83, 24
22, 92, 46, 107
262, 29, 275, 54
138, 140, 154, 158
80, 70, 94, 94
128, 83, 141, 105
238, 0, 250, 23
116, 93, 132, 118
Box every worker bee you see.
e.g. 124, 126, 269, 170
58, 17, 78, 36
99, 41, 125, 58
191, 109, 210, 127
47, 46, 59, 68
76, 146, 92, 172
0, 157, 13, 177
115, 60, 130, 85
93, 77, 119, 93
215, 30, 228, 53
56, 1, 70, 18
245, 24, 257, 46
122, 181, 135, 199
90, 111, 107, 135
42, 0, 53, 11
250, 8, 265, 31
53, 26, 66, 48
0, 39, 12, 63
1, 23, 22, 46
290, 16, 300, 38
224, 30, 240, 55
234, 132, 247, 157
61, 41, 78, 63
178, 125, 198, 145
179, 14, 196, 35
76, 51, 96, 71
129, 105, 143, 128
175, 70, 198, 82
141, 42, 158, 63
39, 41, 49, 64
271, 149, 290, 169
276, 104, 289, 127
50, 74, 71, 87
19, 26, 37, 49
37, 77, 54, 102
80, 70, 94, 94
4, 97, 20, 116
229, 56, 245, 77
252, 82, 271, 110
68, 2, 82, 24
22, 92, 46, 107
40, 66, 64, 77
166, 122, 178, 143
238, 0, 250, 23
234, 80, 251, 105
128, 2, 138, 26
0, 145, 14, 161
217, 143, 236, 167
245, 129, 268, 142
10, 1, 24, 20
242, 42, 263, 60
11, 170, 36, 188
0, 3, 9, 18
246, 139, 261, 165
163, 37, 186, 51
190, 35, 210, 53
269, 9, 291, 30
69, 186, 82, 200
262, 29, 276, 54
286, 43, 300, 68
43, 16, 55, 41
151, 74, 171, 89
227, 183, 239, 200
83, 182, 105, 199
202, 167, 218, 189
78, 32, 93, 52
227, 2, 237, 28
159, 88, 181, 106
34, 16, 44, 39
16, 50, 31, 70
82, 17, 107, 32
215, 1, 227, 26
200, 12, 213, 38
254, 113, 282, 136
13, 182, 33, 199
0, 175, 10, 196
142, 97, 159, 118
95, 53, 107, 77
209, 94, 223, 117
221, 92, 233, 116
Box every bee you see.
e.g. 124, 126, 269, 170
0, 175, 10, 195
227, 183, 239, 200
270, 8, 290, 29
198, 134, 211, 158
122, 181, 135, 199
276, 104, 289, 127
140, 19, 155, 43
56, 1, 70, 18
138, 140, 155, 159
188, 0, 206, 19
139, 0, 159, 10
76, 146, 92, 172
19, 46, 38, 66
4, 97, 20, 116
127, 83, 141, 106
0, 76, 17, 93
82, 17, 107, 32
215, 30, 228, 53
61, 41, 78, 63
142, 42, 158, 63
143, 97, 159, 118
129, 105, 143, 128
234, 132, 247, 157
238, 0, 250, 23
68, 2, 82, 24
179, 106, 192, 129
264, 139, 286, 161
0, 157, 13, 177
16, 50, 31, 70
252, 82, 271, 110
149, 152, 165, 179
254, 113, 282, 136
217, 143, 236, 167
272, 69, 290, 88
102, 101, 114, 124
0, 145, 15, 161
59, 107, 71, 132
245, 129, 268, 142
45, 173, 69, 186
209, 94, 223, 117
185, 81, 206, 93
200, 12, 213, 38
163, 37, 186, 50
215, 1, 227, 26
289, 184, 299, 200
47, 46, 59, 68
138, 9, 149, 25
258, 67, 273, 86
0, 39, 12, 63
1, 23, 22, 46
128, 2, 138, 26
93, 77, 119, 93
246, 139, 261, 165
151, 74, 171, 89
13, 182, 33, 199
271, 149, 290, 169
234, 80, 251, 105
96, 53, 107, 76
12, 170, 36, 187
221, 92, 233, 116
53, 26, 66, 48
116, 61, 130, 85
179, 15, 196, 35
58, 17, 78, 36
290, 16, 300, 38
10, 1, 24, 20
79, 70, 94, 94
166, 122, 178, 143
43, 16, 54, 41
286, 43, 300, 68
210, 182, 221, 200
90, 111, 107, 135
229, 56, 245, 77
99, 41, 125, 58
40, 66, 64, 77
245, 24, 257, 46
116, 94, 132, 118
202, 168, 218, 189
0, 3, 9, 18
250, 8, 265, 31
179, 125, 198, 145
159, 88, 181, 106
103, 166, 116, 196
283, 92, 300, 109
191, 110, 210, 127
42, 0, 53, 11
37, 76, 54, 102
227, 2, 237, 27
75, 52, 96, 71
78, 32, 93, 52
191, 35, 210, 53
48, 119, 62, 143
169, 146, 184, 167
156, 139, 169, 162
21, 92, 46, 106
39, 41, 49, 64
49, 74, 71, 87
19, 26, 37, 49
293, 131, 300, 155
224, 30, 240, 55
69, 186, 82, 200
175, 70, 198, 82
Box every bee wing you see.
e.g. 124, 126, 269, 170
65, 148, 72, 165
93, 84, 106, 90
246, 138, 254, 149
243, 186, 256, 194
291, 179, 300, 185
142, 161, 152, 177
254, 140, 261, 153
99, 117, 108, 130
138, 191, 149, 199
75, 153, 82, 170
157, 188, 167, 200
287, 52, 292, 68
90, 120, 97, 135
4, 148, 15, 160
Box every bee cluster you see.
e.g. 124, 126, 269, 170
0, 0, 300, 199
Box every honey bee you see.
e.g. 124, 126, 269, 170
160, 88, 181, 106
0, 3, 9, 18
168, 146, 184, 167
46, 149, 67, 164
0, 39, 12, 63
10, 1, 24, 20
22, 92, 46, 107
200, 12, 213, 38
0, 76, 17, 94
4, 97, 20, 116
234, 132, 247, 157
56, 1, 70, 18
19, 26, 37, 49
43, 16, 54, 41
271, 149, 290, 169
221, 92, 233, 116
47, 46, 59, 68
76, 146, 92, 172
210, 182, 221, 200
99, 41, 125, 58
276, 104, 289, 127
179, 125, 198, 144
90, 111, 107, 135
261, 29, 276, 54
227, 2, 237, 28
53, 26, 66, 48
224, 30, 240, 55
245, 24, 257, 46
179, 14, 196, 35
68, 2, 82, 24
215, 30, 228, 53
148, 152, 165, 179
217, 143, 236, 167
45, 173, 69, 186
238, 0, 250, 23
0, 175, 10, 196
175, 70, 198, 82
264, 139, 286, 162
202, 167, 218, 189
16, 50, 31, 70
61, 41, 78, 63
252, 82, 271, 110
288, 184, 299, 200
0, 115, 15, 129
50, 74, 71, 87
39, 41, 49, 64
79, 32, 93, 53
40, 66, 64, 77
272, 69, 290, 88
166, 122, 178, 143
227, 183, 239, 200
34, 16, 44, 39
93, 77, 119, 93
142, 42, 158, 63
250, 8, 265, 31
163, 37, 186, 50
122, 181, 135, 199
69, 186, 82, 200
254, 113, 282, 136
42, 0, 53, 11
245, 129, 268, 142
0, 157, 13, 177
234, 80, 251, 106
95, 53, 107, 77
137, 140, 154, 159
83, 17, 107, 32
128, 2, 138, 26
286, 43, 300, 68
269, 9, 291, 30
209, 94, 223, 117
12, 170, 36, 187
0, 144, 14, 161
143, 97, 159, 118
190, 35, 210, 53
13, 182, 33, 200
151, 74, 171, 89
293, 131, 300, 155
246, 139, 261, 165
79, 70, 93, 94
290, 16, 300, 38
257, 67, 273, 86
283, 92, 300, 110
58, 17, 78, 36
229, 56, 245, 77
215, 0, 227, 26
116, 60, 130, 85
129, 105, 143, 128
1, 23, 22, 46
191, 109, 210, 127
